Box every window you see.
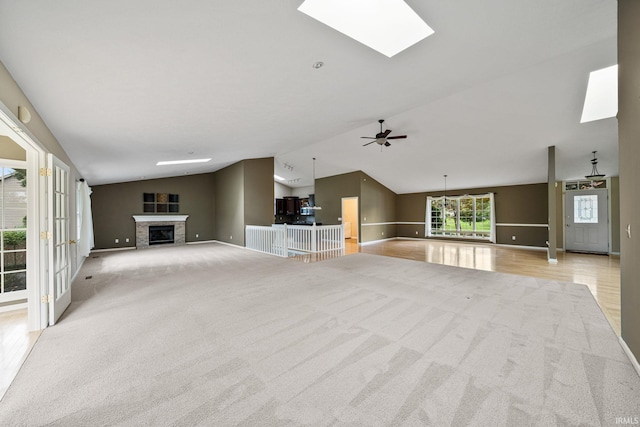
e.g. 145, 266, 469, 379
1, 165, 27, 301
426, 193, 495, 242
573, 194, 598, 224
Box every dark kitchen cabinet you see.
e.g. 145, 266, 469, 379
275, 198, 285, 215
284, 197, 299, 215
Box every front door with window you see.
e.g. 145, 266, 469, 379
565, 188, 608, 253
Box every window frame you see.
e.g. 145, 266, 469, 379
426, 192, 495, 242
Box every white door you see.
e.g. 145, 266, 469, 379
565, 188, 609, 253
48, 154, 71, 325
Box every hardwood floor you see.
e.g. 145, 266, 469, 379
0, 309, 41, 400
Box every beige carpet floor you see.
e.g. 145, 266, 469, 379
1, 242, 638, 426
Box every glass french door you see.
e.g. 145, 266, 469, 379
48, 154, 71, 325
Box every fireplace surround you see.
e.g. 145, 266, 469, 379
132, 215, 188, 248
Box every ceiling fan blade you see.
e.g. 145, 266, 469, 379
384, 141, 391, 147
362, 141, 376, 146
360, 136, 376, 139
382, 129, 392, 137
387, 135, 407, 139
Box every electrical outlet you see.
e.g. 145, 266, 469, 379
363, 217, 366, 221
382, 232, 384, 236
230, 236, 233, 240
115, 238, 119, 244
512, 235, 516, 241
196, 234, 199, 238
416, 231, 419, 235
125, 238, 129, 243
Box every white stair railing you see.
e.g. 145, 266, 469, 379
245, 224, 344, 256
245, 225, 288, 257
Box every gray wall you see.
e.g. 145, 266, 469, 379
215, 157, 274, 246
619, 0, 640, 361
315, 171, 397, 243
0, 136, 26, 160
243, 157, 275, 228
214, 161, 244, 245
91, 173, 216, 249
360, 173, 397, 242
397, 183, 550, 247
315, 171, 361, 227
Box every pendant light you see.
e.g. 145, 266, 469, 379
310, 157, 322, 210
585, 151, 605, 181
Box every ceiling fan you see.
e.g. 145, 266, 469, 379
361, 119, 407, 147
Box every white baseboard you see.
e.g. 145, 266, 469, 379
620, 337, 640, 378
359, 237, 397, 246
0, 302, 28, 314
186, 240, 217, 245
70, 255, 87, 284
90, 247, 136, 253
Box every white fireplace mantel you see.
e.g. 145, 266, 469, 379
133, 215, 189, 223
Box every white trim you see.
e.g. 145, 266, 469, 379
620, 337, 640, 378
494, 243, 548, 251
361, 222, 396, 226
0, 302, 28, 314
186, 240, 217, 245
496, 223, 549, 228
90, 247, 137, 253
70, 255, 87, 284
359, 236, 396, 245
548, 258, 558, 264
133, 215, 189, 222
397, 221, 426, 225
0, 101, 47, 331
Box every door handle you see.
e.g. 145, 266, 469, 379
69, 239, 77, 244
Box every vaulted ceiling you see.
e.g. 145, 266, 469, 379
0, 0, 617, 193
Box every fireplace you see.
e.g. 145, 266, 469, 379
149, 225, 174, 245
132, 215, 189, 248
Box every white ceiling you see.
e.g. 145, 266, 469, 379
0, 0, 618, 193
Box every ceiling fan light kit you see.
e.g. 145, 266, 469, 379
361, 119, 407, 148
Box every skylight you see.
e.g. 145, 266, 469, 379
298, 0, 434, 58
580, 64, 618, 123
156, 158, 211, 166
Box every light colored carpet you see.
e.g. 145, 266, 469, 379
1, 242, 638, 426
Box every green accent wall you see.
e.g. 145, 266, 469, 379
91, 173, 216, 249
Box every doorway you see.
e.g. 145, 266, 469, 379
565, 188, 609, 253
341, 197, 359, 243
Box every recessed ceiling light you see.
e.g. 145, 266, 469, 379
156, 158, 211, 166
298, 0, 434, 58
581, 64, 618, 123
313, 61, 324, 69
274, 174, 286, 181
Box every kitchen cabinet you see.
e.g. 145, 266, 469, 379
275, 198, 285, 215
284, 197, 299, 215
